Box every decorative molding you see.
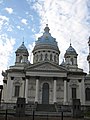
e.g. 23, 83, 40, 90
85, 85, 90, 88
26, 62, 67, 72
13, 77, 22, 86
69, 79, 78, 87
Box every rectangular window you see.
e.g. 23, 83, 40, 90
72, 88, 76, 99
14, 86, 20, 97
86, 88, 90, 101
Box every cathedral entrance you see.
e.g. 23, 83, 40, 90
42, 83, 49, 104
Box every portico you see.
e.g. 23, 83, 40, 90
25, 62, 67, 104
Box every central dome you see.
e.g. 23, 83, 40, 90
33, 24, 59, 51
32, 24, 60, 64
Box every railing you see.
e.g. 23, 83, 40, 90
0, 103, 90, 119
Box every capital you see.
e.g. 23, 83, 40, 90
36, 76, 39, 79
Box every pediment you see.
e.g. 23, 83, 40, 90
26, 61, 67, 72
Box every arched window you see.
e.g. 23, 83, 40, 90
42, 83, 49, 104
14, 85, 20, 97
50, 54, 52, 61
19, 56, 23, 63
72, 88, 76, 99
54, 55, 56, 62
85, 88, 90, 101
70, 58, 73, 65
36, 55, 38, 61
45, 53, 48, 60
40, 54, 43, 61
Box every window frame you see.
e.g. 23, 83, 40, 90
85, 87, 90, 101
14, 85, 20, 97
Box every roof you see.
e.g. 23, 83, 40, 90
65, 43, 77, 56
15, 42, 29, 54
60, 59, 66, 66
34, 24, 59, 50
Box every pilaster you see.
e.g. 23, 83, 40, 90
63, 77, 68, 105
6, 75, 13, 102
25, 76, 29, 103
53, 78, 57, 103
35, 76, 39, 103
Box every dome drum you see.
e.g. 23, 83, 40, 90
33, 48, 59, 64
33, 44, 60, 54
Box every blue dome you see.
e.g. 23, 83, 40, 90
66, 44, 77, 55
35, 24, 58, 48
16, 42, 28, 54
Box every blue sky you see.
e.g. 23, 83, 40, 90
0, 0, 90, 84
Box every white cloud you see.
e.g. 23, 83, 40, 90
30, 0, 90, 73
17, 25, 21, 29
7, 25, 14, 31
0, 14, 15, 84
5, 7, 13, 14
0, 34, 15, 84
0, 15, 9, 30
21, 18, 28, 25
28, 42, 35, 63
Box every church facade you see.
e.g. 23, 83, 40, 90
2, 25, 90, 106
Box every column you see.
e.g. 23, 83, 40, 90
25, 77, 28, 103
6, 76, 14, 102
64, 79, 67, 104
35, 77, 39, 103
53, 79, 57, 103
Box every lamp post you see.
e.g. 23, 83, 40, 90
61, 106, 64, 120
5, 109, 7, 120
32, 110, 35, 120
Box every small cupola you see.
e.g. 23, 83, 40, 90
64, 43, 78, 67
15, 42, 29, 65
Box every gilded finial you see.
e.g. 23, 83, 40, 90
23, 37, 24, 44
70, 39, 71, 46
46, 24, 48, 27
44, 24, 50, 33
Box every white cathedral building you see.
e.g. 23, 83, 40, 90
2, 24, 90, 107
